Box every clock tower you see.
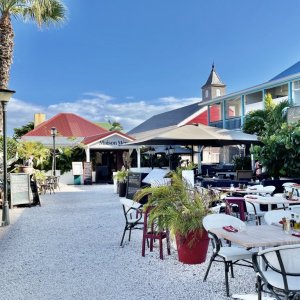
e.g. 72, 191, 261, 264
201, 64, 226, 102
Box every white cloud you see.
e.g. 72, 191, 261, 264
6, 93, 201, 136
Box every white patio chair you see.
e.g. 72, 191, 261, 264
252, 244, 300, 300
203, 214, 253, 297
290, 205, 300, 214
120, 198, 143, 247
264, 210, 294, 226
244, 195, 266, 225
260, 185, 276, 196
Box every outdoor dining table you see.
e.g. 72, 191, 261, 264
209, 224, 300, 299
244, 195, 300, 211
214, 187, 266, 194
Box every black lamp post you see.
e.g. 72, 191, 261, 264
165, 146, 175, 170
148, 147, 155, 169
0, 88, 15, 226
51, 127, 57, 176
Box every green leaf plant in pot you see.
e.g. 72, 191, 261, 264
134, 168, 214, 264
113, 167, 129, 197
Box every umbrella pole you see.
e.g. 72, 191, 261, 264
197, 145, 204, 175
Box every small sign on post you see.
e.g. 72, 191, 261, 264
83, 162, 92, 185
72, 162, 83, 185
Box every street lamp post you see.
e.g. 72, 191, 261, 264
165, 146, 175, 170
51, 127, 57, 176
148, 147, 155, 169
0, 88, 16, 226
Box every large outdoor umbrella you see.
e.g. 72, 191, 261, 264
127, 124, 259, 146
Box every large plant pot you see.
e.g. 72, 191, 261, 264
118, 182, 127, 197
175, 229, 209, 264
18, 166, 34, 174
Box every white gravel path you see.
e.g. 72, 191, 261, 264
0, 184, 256, 300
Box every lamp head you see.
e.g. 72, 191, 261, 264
51, 127, 57, 136
0, 88, 15, 102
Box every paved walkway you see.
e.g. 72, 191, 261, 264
0, 184, 255, 300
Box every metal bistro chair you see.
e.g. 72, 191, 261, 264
203, 214, 253, 297
142, 206, 171, 260
120, 198, 143, 247
252, 244, 300, 300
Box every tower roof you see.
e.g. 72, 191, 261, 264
202, 64, 226, 88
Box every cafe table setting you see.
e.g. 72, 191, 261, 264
209, 221, 300, 299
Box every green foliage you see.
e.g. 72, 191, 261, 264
33, 170, 47, 182
242, 97, 299, 178
232, 155, 252, 171
108, 120, 123, 131
55, 145, 85, 174
243, 110, 268, 135
113, 169, 129, 183
252, 122, 300, 178
264, 92, 275, 110
134, 169, 214, 237
0, 136, 18, 160
17, 141, 50, 168
13, 122, 34, 139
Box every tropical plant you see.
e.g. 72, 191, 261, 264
54, 145, 85, 174
113, 168, 129, 183
134, 169, 213, 237
17, 140, 50, 168
0, 0, 66, 90
108, 120, 123, 131
0, 136, 17, 160
232, 155, 252, 171
251, 122, 300, 178
33, 169, 47, 182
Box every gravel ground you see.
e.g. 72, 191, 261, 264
0, 184, 257, 300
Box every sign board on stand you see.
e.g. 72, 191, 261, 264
10, 173, 32, 207
126, 172, 148, 201
72, 162, 83, 185
83, 162, 92, 185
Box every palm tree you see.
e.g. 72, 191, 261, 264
0, 0, 67, 89
109, 120, 123, 131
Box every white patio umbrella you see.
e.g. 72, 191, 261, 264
127, 124, 259, 146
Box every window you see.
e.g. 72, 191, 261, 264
225, 97, 241, 119
205, 89, 209, 98
216, 89, 221, 97
294, 80, 300, 90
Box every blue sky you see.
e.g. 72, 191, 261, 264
7, 0, 300, 135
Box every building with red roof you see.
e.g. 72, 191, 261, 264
22, 113, 136, 183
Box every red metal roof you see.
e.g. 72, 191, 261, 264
24, 113, 109, 137
82, 131, 135, 145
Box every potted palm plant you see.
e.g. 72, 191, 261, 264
17, 141, 50, 174
134, 168, 214, 264
113, 167, 129, 197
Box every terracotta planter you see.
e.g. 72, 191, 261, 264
18, 166, 34, 174
175, 229, 209, 264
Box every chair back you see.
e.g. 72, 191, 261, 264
290, 205, 300, 214
255, 244, 300, 276
261, 185, 276, 195
264, 210, 294, 225
203, 214, 245, 231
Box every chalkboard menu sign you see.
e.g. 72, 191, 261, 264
126, 172, 148, 200
83, 162, 92, 185
10, 173, 32, 206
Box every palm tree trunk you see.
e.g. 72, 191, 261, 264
0, 13, 14, 89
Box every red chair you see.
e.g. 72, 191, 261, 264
142, 207, 171, 260
225, 197, 246, 221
